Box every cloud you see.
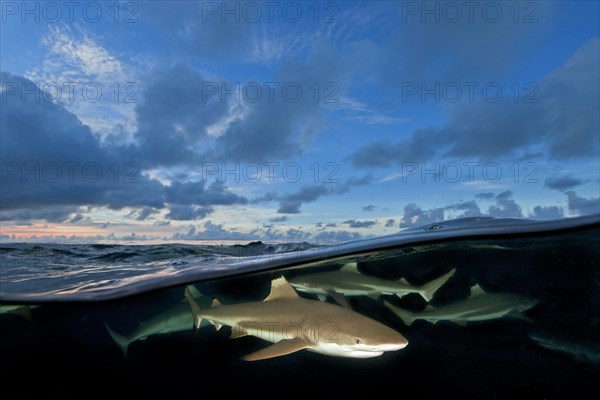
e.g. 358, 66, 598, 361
385, 219, 396, 227
129, 207, 159, 221
565, 191, 600, 216
361, 205, 376, 212
446, 200, 483, 217
530, 205, 564, 219
350, 39, 600, 167
171, 221, 260, 241
277, 175, 371, 214
130, 64, 230, 167
475, 192, 495, 200
544, 176, 584, 191
0, 73, 251, 223
165, 205, 213, 221
343, 219, 377, 228
487, 191, 523, 218
313, 230, 362, 243
400, 203, 445, 228
269, 216, 288, 222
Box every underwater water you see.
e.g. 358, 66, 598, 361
1, 216, 599, 397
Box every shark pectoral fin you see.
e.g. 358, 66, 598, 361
243, 339, 309, 361
506, 310, 533, 323
327, 290, 352, 309
454, 320, 468, 327
230, 326, 249, 339
317, 294, 327, 302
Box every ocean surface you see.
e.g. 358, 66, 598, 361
1, 216, 599, 397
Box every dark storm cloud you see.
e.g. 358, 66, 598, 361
385, 219, 396, 228
276, 175, 372, 214
565, 191, 600, 216
165, 180, 247, 207
129, 64, 229, 167
343, 219, 377, 228
544, 176, 584, 191
530, 205, 564, 219
350, 39, 600, 166
0, 73, 249, 222
210, 41, 355, 162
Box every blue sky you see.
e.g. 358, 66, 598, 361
1, 1, 599, 243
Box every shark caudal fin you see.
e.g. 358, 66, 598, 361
105, 324, 131, 357
383, 300, 417, 326
416, 268, 456, 302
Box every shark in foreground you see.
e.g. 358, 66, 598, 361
105, 287, 202, 357
289, 263, 456, 307
384, 284, 537, 326
184, 276, 408, 361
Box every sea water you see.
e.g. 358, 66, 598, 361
1, 216, 598, 397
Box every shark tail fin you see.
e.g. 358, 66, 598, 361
383, 301, 416, 326
185, 286, 206, 329
9, 306, 34, 325
418, 268, 456, 302
105, 323, 130, 358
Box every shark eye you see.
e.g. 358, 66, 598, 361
354, 338, 363, 345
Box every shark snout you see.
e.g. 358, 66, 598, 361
378, 341, 408, 352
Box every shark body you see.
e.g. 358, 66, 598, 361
289, 263, 455, 306
0, 304, 37, 324
384, 284, 537, 326
185, 276, 408, 361
105, 286, 203, 356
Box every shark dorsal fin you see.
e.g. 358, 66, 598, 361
425, 304, 435, 311
212, 298, 223, 307
469, 284, 487, 298
186, 285, 203, 299
264, 276, 299, 301
340, 262, 359, 274
398, 277, 410, 285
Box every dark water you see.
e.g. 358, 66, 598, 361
1, 216, 599, 397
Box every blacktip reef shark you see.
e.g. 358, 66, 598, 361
384, 284, 537, 326
184, 276, 408, 361
0, 304, 37, 325
288, 263, 456, 307
530, 332, 600, 366
105, 286, 203, 357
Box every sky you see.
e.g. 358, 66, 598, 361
0, 1, 599, 244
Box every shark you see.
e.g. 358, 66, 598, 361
530, 332, 600, 366
383, 284, 537, 326
105, 286, 203, 357
0, 304, 37, 325
288, 263, 456, 307
184, 276, 408, 361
